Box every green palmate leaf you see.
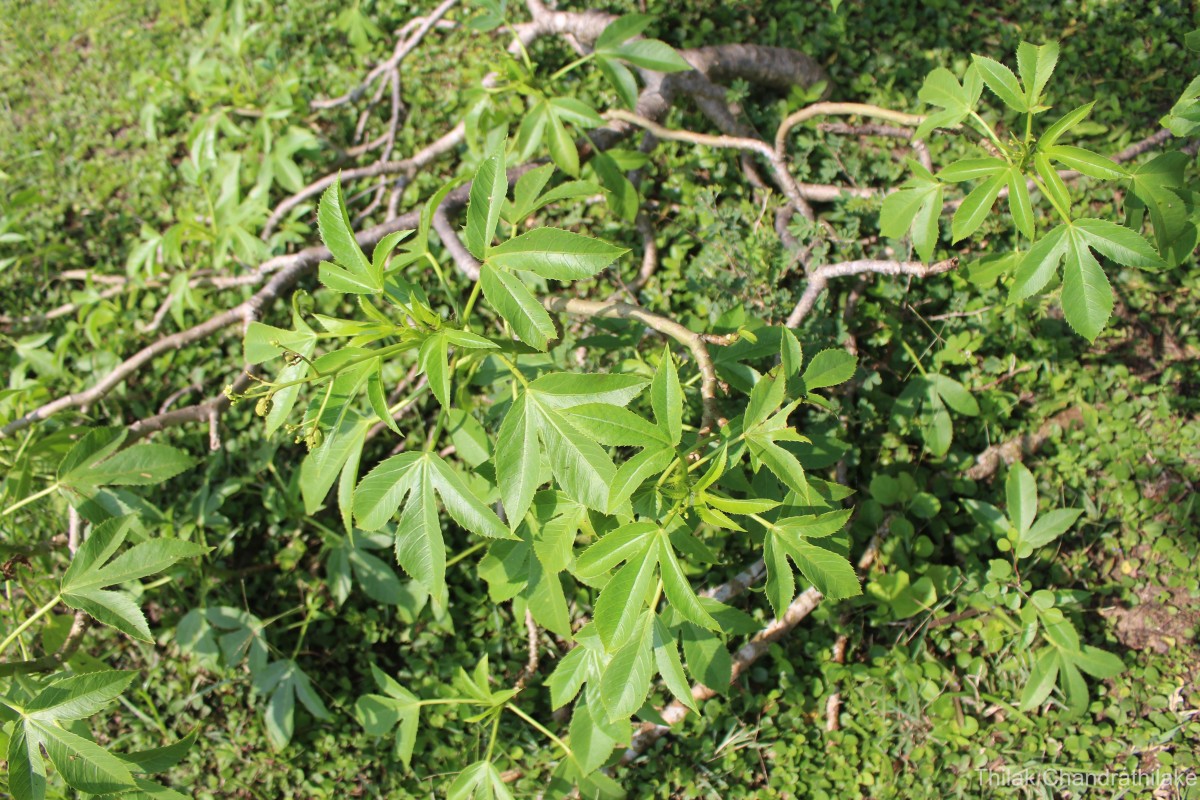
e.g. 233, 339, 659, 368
1033, 152, 1073, 218
952, 171, 1006, 242
783, 539, 861, 599
299, 411, 370, 514
1016, 40, 1059, 108
1006, 463, 1038, 535
480, 263, 557, 349
774, 508, 852, 540
1061, 234, 1113, 342
534, 399, 616, 510
507, 164, 555, 223
57, 430, 193, 504
318, 179, 377, 290
25, 670, 135, 722
1010, 223, 1070, 301
568, 696, 619, 775
745, 373, 785, 431
971, 54, 1028, 112
652, 615, 698, 713
448, 760, 515, 800
29, 718, 137, 794
598, 610, 655, 721
801, 348, 857, 392
488, 228, 627, 280
356, 664, 421, 766
465, 143, 508, 259
1043, 145, 1127, 180
549, 646, 596, 710
253, 659, 331, 750
60, 516, 208, 641
1125, 153, 1197, 267
879, 160, 943, 261
651, 347, 684, 444
607, 445, 674, 513
914, 66, 982, 139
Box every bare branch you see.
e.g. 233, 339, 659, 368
786, 257, 960, 328
775, 102, 925, 154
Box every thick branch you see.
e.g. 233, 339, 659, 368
785, 257, 959, 327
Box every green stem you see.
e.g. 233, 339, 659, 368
1029, 175, 1073, 224
484, 712, 502, 763
425, 252, 461, 320
969, 110, 1008, 157
503, 21, 536, 74
461, 280, 484, 329
548, 52, 595, 82
506, 702, 572, 757
446, 541, 487, 569
899, 339, 930, 378
1, 483, 59, 517
0, 594, 61, 656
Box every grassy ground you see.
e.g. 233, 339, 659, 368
2, 1, 1198, 797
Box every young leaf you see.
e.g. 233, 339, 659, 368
318, 179, 377, 290
1043, 145, 1127, 180
356, 665, 422, 766
1016, 41, 1059, 108
595, 14, 654, 50
879, 160, 943, 261
1060, 233, 1113, 342
951, 171, 1006, 242
971, 54, 1028, 112
651, 347, 684, 445
914, 66, 982, 139
1010, 223, 1070, 302
1039, 102, 1094, 149
801, 348, 857, 392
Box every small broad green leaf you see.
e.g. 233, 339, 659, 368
1040, 102, 1094, 148
929, 374, 979, 416
568, 697, 619, 775
488, 228, 627, 281
508, 164, 555, 223
774, 509, 852, 540
465, 143, 508, 259
595, 13, 653, 49
952, 171, 1006, 242
1072, 645, 1125, 679
1021, 507, 1082, 549
1006, 463, 1038, 535
879, 161, 943, 262
563, 404, 667, 446
610, 39, 691, 72
546, 108, 579, 177
1020, 647, 1060, 710
914, 66, 981, 139
418, 333, 452, 409
971, 54, 1028, 112
356, 665, 421, 766
480, 263, 557, 350
352, 452, 423, 531
801, 348, 857, 392
318, 179, 377, 289
681, 623, 731, 693
1016, 41, 1059, 108
1044, 145, 1127, 180
1061, 233, 1114, 342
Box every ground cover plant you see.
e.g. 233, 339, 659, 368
1, 0, 1198, 797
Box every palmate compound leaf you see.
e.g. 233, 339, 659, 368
252, 659, 331, 751
763, 509, 860, 613
318, 178, 380, 293
914, 65, 983, 140
448, 760, 515, 800
879, 159, 943, 262
1010, 219, 1166, 342
353, 451, 514, 600
356, 664, 422, 767
60, 515, 209, 641
56, 427, 194, 508
494, 374, 648, 525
